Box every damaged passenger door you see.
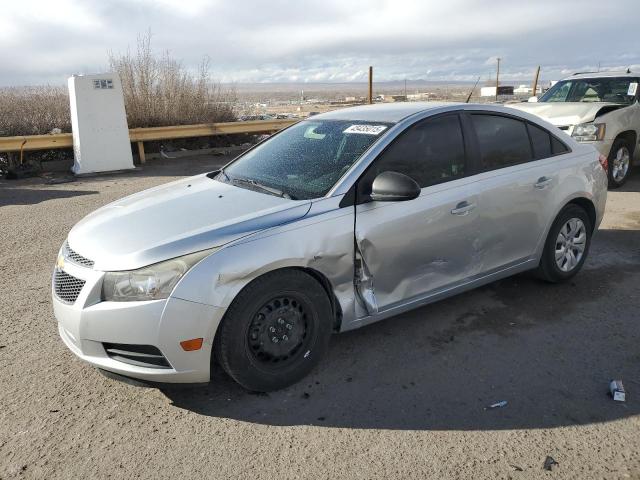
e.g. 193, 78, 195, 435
353, 113, 478, 316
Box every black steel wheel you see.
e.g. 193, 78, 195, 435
247, 295, 309, 366
214, 269, 332, 392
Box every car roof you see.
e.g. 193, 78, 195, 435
311, 102, 460, 123
565, 71, 637, 80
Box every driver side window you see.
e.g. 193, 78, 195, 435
359, 114, 467, 197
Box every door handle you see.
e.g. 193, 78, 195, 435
535, 176, 553, 189
451, 201, 476, 216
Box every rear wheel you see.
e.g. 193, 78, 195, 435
214, 269, 332, 392
536, 204, 592, 283
608, 138, 633, 188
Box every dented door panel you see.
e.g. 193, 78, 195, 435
469, 159, 560, 274
354, 179, 479, 314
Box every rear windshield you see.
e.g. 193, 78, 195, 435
219, 120, 390, 200
540, 77, 639, 104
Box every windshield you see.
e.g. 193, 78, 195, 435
218, 120, 390, 200
540, 77, 639, 104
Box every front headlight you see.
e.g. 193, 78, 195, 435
572, 123, 606, 142
102, 249, 216, 302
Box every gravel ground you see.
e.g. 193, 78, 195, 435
1, 156, 639, 480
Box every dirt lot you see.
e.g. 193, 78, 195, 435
1, 156, 639, 479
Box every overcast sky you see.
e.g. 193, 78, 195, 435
1, 0, 639, 86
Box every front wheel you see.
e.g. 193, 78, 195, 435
214, 269, 333, 392
536, 204, 592, 283
608, 138, 633, 188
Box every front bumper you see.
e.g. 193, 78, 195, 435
52, 260, 225, 383
582, 138, 614, 158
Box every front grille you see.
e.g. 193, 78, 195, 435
103, 343, 172, 369
64, 241, 94, 268
53, 270, 86, 304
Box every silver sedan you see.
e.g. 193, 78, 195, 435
52, 102, 608, 391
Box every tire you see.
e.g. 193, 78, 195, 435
536, 204, 592, 283
608, 138, 633, 188
214, 269, 332, 392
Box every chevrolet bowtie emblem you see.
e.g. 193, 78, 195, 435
56, 254, 65, 270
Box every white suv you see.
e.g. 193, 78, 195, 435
509, 71, 639, 187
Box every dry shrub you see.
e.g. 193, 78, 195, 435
0, 86, 71, 136
109, 33, 236, 128
0, 32, 236, 139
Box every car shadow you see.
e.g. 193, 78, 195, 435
613, 168, 640, 192
0, 153, 233, 206
0, 187, 98, 206
162, 228, 640, 431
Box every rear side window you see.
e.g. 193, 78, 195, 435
363, 114, 466, 189
528, 123, 553, 158
471, 114, 533, 170
552, 136, 570, 154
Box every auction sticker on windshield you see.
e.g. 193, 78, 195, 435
628, 82, 638, 96
343, 124, 388, 135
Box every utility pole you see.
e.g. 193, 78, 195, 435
368, 66, 373, 104
404, 79, 407, 98
532, 66, 540, 98
495, 57, 501, 101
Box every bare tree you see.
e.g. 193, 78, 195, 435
109, 31, 236, 128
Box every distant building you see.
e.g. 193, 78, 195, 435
514, 84, 542, 95
407, 93, 432, 101
480, 86, 514, 97
384, 95, 408, 102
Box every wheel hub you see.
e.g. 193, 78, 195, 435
248, 296, 307, 362
612, 146, 630, 182
555, 218, 586, 272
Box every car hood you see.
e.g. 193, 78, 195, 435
68, 174, 311, 271
508, 102, 624, 126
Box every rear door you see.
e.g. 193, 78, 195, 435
353, 113, 479, 314
464, 112, 571, 274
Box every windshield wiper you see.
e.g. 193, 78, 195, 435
229, 175, 296, 200
218, 168, 231, 182
217, 168, 296, 199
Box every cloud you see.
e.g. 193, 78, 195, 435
1, 0, 639, 86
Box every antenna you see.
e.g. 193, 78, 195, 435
466, 76, 481, 103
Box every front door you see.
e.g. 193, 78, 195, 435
353, 113, 478, 315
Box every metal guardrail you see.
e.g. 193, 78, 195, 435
0, 118, 298, 163
0, 133, 73, 152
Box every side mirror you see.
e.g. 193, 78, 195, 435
370, 171, 421, 202
528, 96, 539, 103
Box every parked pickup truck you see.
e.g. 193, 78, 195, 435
509, 71, 639, 187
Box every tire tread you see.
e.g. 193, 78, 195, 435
214, 269, 332, 391
536, 204, 592, 283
